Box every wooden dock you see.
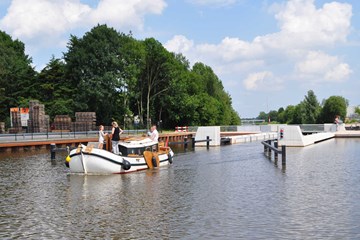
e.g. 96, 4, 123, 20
0, 132, 194, 152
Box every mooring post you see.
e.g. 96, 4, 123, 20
282, 145, 286, 165
50, 143, 56, 160
206, 136, 210, 149
274, 141, 278, 159
267, 140, 271, 156
192, 137, 195, 149
184, 137, 188, 150
264, 143, 267, 153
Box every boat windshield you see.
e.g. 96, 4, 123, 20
119, 144, 158, 156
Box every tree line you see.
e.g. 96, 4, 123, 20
257, 90, 349, 124
0, 25, 241, 129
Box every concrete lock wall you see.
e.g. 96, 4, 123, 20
277, 125, 335, 147
195, 126, 221, 146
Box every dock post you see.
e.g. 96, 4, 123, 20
282, 145, 286, 165
206, 136, 210, 149
184, 137, 188, 150
50, 143, 56, 160
274, 141, 278, 159
267, 140, 271, 156
192, 137, 195, 149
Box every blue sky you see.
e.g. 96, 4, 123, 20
1, 0, 359, 118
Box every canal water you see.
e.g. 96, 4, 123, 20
0, 138, 360, 239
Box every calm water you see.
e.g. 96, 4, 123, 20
1, 138, 360, 239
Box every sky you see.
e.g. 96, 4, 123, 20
1, 0, 360, 118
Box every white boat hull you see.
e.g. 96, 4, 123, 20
68, 144, 174, 174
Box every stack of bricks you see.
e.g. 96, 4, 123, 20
27, 100, 49, 133
71, 112, 96, 132
9, 111, 22, 133
53, 115, 72, 131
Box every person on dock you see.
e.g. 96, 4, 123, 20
111, 121, 123, 154
334, 115, 342, 131
149, 124, 159, 142
98, 125, 107, 149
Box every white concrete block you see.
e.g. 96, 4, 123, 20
195, 126, 221, 146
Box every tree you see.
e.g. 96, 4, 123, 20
0, 30, 36, 122
36, 57, 74, 119
283, 105, 296, 124
303, 90, 321, 123
139, 38, 173, 129
291, 103, 306, 124
319, 96, 348, 123
277, 107, 285, 123
64, 24, 138, 124
257, 111, 268, 120
355, 107, 360, 116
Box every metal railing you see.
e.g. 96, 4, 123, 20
0, 129, 147, 142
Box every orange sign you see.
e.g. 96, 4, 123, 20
20, 108, 29, 114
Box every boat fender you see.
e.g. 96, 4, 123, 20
122, 159, 131, 171
152, 156, 157, 167
168, 153, 173, 164
65, 155, 71, 168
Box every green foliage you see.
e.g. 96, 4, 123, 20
64, 25, 139, 124
319, 96, 347, 123
0, 31, 36, 120
36, 57, 75, 119
257, 90, 349, 125
355, 107, 360, 116
303, 90, 321, 124
163, 60, 240, 127
0, 26, 240, 128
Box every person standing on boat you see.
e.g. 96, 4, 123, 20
111, 121, 123, 154
150, 124, 159, 142
98, 125, 107, 149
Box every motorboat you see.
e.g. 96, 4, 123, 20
66, 137, 174, 174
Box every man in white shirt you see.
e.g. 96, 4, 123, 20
150, 124, 159, 142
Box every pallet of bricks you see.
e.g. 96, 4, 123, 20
72, 112, 96, 132
9, 111, 22, 133
27, 100, 49, 133
53, 115, 72, 132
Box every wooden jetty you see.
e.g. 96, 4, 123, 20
0, 132, 194, 153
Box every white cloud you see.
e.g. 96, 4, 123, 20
295, 51, 352, 82
273, 0, 351, 47
0, 0, 91, 39
0, 0, 167, 41
196, 37, 264, 61
89, 0, 166, 29
165, 0, 353, 90
187, 0, 237, 7
164, 35, 194, 53
243, 71, 283, 91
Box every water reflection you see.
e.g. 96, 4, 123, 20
0, 139, 360, 239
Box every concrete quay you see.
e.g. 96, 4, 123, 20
335, 130, 360, 138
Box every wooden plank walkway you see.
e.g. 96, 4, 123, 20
0, 138, 98, 148
0, 132, 195, 152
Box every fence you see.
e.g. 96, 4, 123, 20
0, 129, 147, 142
261, 139, 286, 165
